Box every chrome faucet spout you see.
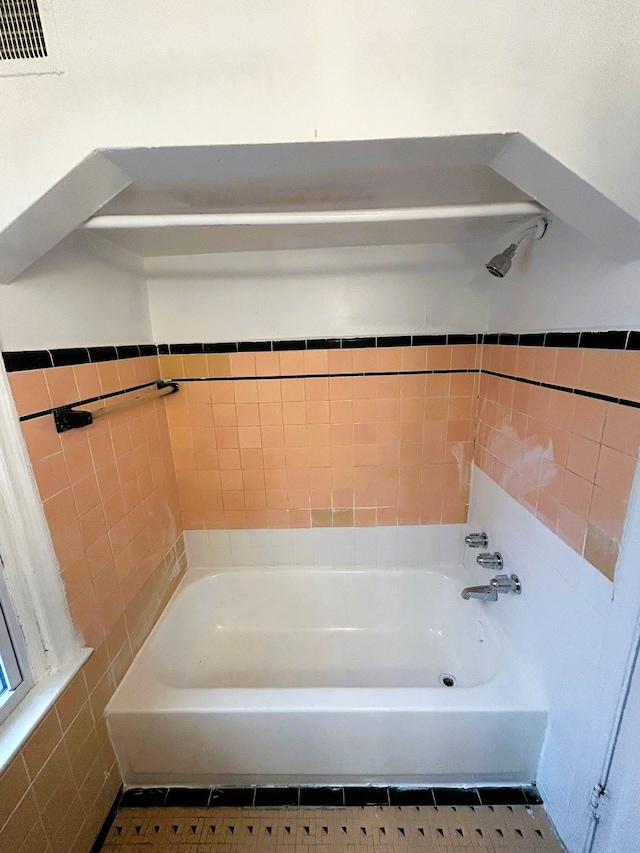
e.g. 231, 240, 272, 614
461, 584, 498, 601
461, 574, 522, 601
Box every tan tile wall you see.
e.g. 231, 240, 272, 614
0, 536, 187, 853
160, 345, 480, 529
476, 345, 640, 579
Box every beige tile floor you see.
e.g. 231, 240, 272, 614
99, 804, 566, 853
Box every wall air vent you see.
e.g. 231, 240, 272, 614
0, 0, 62, 76
0, 0, 47, 59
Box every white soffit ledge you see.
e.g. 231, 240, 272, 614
2, 133, 639, 279
0, 153, 132, 283
491, 134, 640, 262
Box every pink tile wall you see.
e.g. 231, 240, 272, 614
477, 345, 640, 579
10, 357, 182, 645
160, 346, 479, 530
4, 356, 186, 851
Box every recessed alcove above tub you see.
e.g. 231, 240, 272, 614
4, 131, 640, 288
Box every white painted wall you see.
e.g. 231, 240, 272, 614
0, 232, 151, 350
484, 218, 640, 332
146, 243, 490, 342
466, 468, 613, 848
1, 1, 639, 236
590, 650, 640, 853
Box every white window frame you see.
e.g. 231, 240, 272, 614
0, 355, 86, 768
0, 564, 30, 725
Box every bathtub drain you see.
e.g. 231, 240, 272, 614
439, 673, 456, 687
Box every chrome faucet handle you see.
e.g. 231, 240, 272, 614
490, 574, 522, 594
476, 552, 503, 570
465, 532, 488, 548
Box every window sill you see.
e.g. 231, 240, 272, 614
0, 646, 91, 774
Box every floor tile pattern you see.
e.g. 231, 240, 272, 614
99, 804, 566, 853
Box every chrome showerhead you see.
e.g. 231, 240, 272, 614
485, 216, 550, 278
485, 243, 517, 278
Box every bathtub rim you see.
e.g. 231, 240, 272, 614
107, 563, 548, 716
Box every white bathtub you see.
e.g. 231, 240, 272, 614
107, 565, 547, 786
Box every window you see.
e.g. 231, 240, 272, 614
0, 360, 81, 748
0, 558, 30, 725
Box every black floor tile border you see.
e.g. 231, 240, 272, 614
208, 788, 256, 807
389, 788, 435, 806
477, 786, 529, 806
299, 787, 345, 807
344, 787, 390, 806
255, 787, 300, 807
119, 787, 168, 808
90, 786, 123, 853
113, 785, 543, 811
432, 787, 482, 807
5, 329, 640, 372
522, 786, 544, 805
165, 787, 211, 807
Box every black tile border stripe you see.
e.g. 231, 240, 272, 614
16, 362, 640, 422
161, 368, 640, 412
113, 784, 543, 811
3, 349, 53, 371
482, 369, 640, 410
177, 368, 477, 382
16, 370, 477, 422
18, 363, 640, 423
169, 334, 482, 354
5, 330, 640, 372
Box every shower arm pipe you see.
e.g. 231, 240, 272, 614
510, 216, 550, 247
81, 202, 546, 230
